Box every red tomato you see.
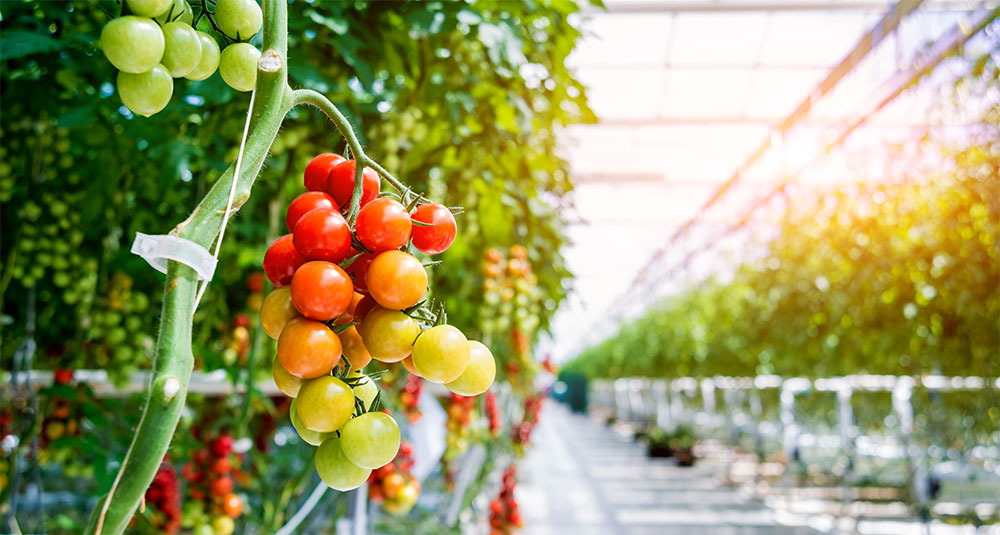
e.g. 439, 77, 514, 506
263, 234, 304, 286
410, 203, 456, 255
355, 198, 411, 252
211, 476, 233, 496
327, 160, 380, 209
353, 295, 377, 324
334, 292, 364, 325
277, 317, 342, 378
211, 457, 231, 475
222, 493, 243, 518
367, 251, 426, 310
304, 153, 346, 191
290, 261, 354, 321
285, 191, 337, 233
345, 252, 377, 294
292, 208, 352, 262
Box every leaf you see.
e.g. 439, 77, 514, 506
0, 31, 63, 61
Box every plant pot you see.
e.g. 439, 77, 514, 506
674, 448, 695, 466
647, 444, 673, 458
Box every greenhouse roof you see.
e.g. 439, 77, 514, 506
544, 0, 999, 361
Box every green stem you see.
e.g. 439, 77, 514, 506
84, 1, 289, 534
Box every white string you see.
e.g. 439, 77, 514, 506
193, 87, 257, 310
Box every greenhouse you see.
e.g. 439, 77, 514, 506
1, 1, 997, 534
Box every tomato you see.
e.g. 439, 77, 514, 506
185, 30, 220, 81
101, 16, 165, 74
411, 325, 470, 384
285, 191, 337, 233
292, 208, 352, 262
212, 515, 235, 535
272, 357, 303, 397
296, 376, 354, 432
315, 436, 371, 491
222, 493, 242, 518
117, 65, 174, 117
211, 476, 233, 496
367, 251, 426, 310
350, 371, 378, 409
327, 160, 380, 209
263, 234, 303, 287
260, 286, 298, 339
353, 295, 377, 324
445, 340, 496, 396
383, 472, 405, 496
340, 325, 373, 370
213, 0, 262, 40
355, 198, 411, 252
339, 412, 400, 469
304, 153, 346, 191
290, 261, 354, 321
359, 308, 419, 363
219, 42, 259, 92
345, 252, 376, 294
160, 21, 202, 77
400, 355, 420, 377
276, 317, 341, 378
211, 457, 230, 475
289, 398, 331, 446
334, 292, 364, 325
410, 203, 457, 255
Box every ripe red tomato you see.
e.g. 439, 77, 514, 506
291, 261, 354, 321
304, 152, 346, 191
327, 160, 380, 209
367, 251, 426, 310
353, 294, 377, 324
277, 317, 342, 378
356, 198, 411, 252
211, 476, 233, 496
345, 252, 376, 294
410, 203, 456, 255
211, 457, 231, 475
263, 234, 303, 286
292, 208, 352, 262
285, 191, 337, 232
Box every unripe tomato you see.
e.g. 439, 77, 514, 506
289, 398, 331, 445
350, 372, 378, 409
117, 64, 174, 117
290, 261, 354, 321
326, 160, 380, 209
359, 308, 419, 363
355, 199, 411, 252
410, 203, 457, 255
292, 208, 352, 262
304, 153, 346, 191
296, 376, 354, 432
285, 191, 336, 233
185, 31, 221, 81
101, 16, 164, 74
212, 515, 235, 535
222, 493, 243, 518
155, 0, 194, 24
340, 325, 373, 370
219, 42, 259, 92
367, 251, 426, 310
262, 234, 303, 287
126, 0, 172, 17
260, 286, 298, 339
411, 325, 470, 384
160, 21, 202, 77
445, 340, 496, 396
214, 0, 262, 40
276, 318, 341, 378
272, 357, 303, 397
345, 252, 376, 294
339, 412, 400, 469
315, 436, 371, 491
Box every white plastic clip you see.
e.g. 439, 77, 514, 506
131, 232, 217, 281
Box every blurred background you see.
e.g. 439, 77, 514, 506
1, 0, 998, 534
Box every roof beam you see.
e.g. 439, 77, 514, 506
584, 0, 975, 13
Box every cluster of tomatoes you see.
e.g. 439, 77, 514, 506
399, 374, 424, 423
367, 441, 421, 515
38, 369, 90, 475
481, 246, 542, 395
179, 434, 243, 535
443, 393, 477, 464
99, 0, 263, 116
511, 395, 544, 455
260, 151, 497, 491
143, 462, 181, 534
488, 465, 523, 535
484, 390, 501, 436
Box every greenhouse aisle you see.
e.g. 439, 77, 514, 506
517, 402, 818, 535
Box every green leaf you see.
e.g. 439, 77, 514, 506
0, 31, 63, 61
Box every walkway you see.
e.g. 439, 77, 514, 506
518, 402, 818, 535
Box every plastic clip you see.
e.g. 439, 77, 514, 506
130, 233, 217, 281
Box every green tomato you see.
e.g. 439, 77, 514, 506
211, 515, 234, 535
155, 0, 194, 24
359, 308, 419, 363
125, 0, 172, 17
411, 325, 470, 384
100, 16, 164, 74
349, 372, 378, 410
339, 412, 400, 469
193, 524, 214, 535
160, 21, 201, 77
185, 31, 221, 81
214, 0, 263, 40
315, 436, 371, 491
445, 340, 496, 396
296, 376, 354, 432
117, 64, 173, 116
219, 43, 259, 92
272, 358, 302, 398
289, 398, 330, 446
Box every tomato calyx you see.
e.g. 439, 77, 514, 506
324, 320, 357, 335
